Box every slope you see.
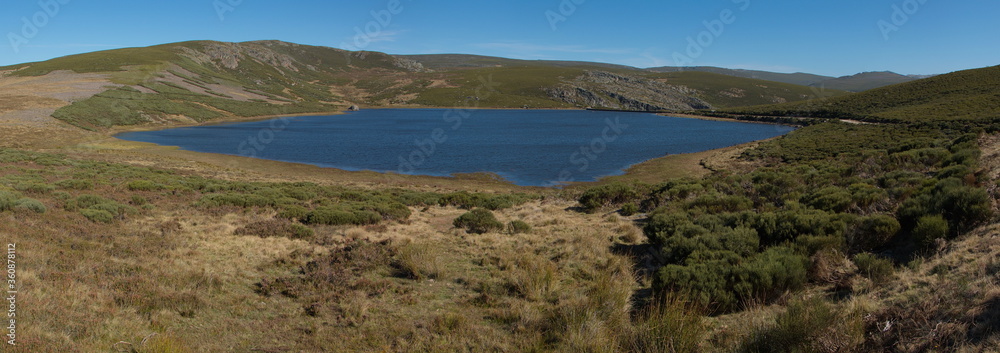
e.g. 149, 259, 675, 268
725, 65, 1000, 122
646, 66, 834, 86
645, 71, 847, 108
1, 40, 843, 130
814, 71, 918, 92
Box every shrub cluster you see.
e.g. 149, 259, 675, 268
454, 209, 504, 234
14, 198, 46, 213
507, 220, 532, 234
578, 183, 644, 213
590, 127, 993, 314
67, 194, 135, 223
438, 192, 535, 210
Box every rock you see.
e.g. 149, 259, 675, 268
348, 105, 360, 111
544, 70, 713, 111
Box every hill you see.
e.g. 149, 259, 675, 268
644, 71, 844, 108
1, 40, 840, 130
724, 65, 1000, 122
814, 71, 918, 92
647, 66, 924, 91
647, 66, 833, 86
396, 54, 638, 71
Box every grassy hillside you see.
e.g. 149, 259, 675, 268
647, 71, 848, 108
647, 66, 924, 92
724, 65, 1000, 122
1, 40, 842, 130
646, 66, 833, 86
815, 71, 918, 92
399, 54, 638, 71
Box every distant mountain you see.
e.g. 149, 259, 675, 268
812, 71, 918, 92
646, 66, 834, 87
646, 66, 929, 92
396, 54, 638, 71
0, 40, 850, 130
726, 65, 1000, 122
645, 71, 845, 108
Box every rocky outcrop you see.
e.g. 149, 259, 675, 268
179, 42, 298, 71
546, 71, 712, 111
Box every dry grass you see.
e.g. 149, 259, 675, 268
0, 151, 670, 353
857, 222, 1000, 352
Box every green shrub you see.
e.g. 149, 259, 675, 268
82, 209, 114, 223
643, 211, 693, 246
364, 201, 411, 221
850, 215, 901, 251
438, 192, 533, 210
802, 186, 853, 213
579, 183, 640, 212
131, 195, 149, 206
620, 203, 639, 216
913, 214, 949, 249
734, 247, 809, 305
655, 259, 738, 313
393, 190, 442, 206
306, 207, 360, 226
289, 223, 315, 239
277, 205, 309, 220
687, 194, 753, 213
932, 179, 992, 233
67, 195, 135, 218
71, 194, 112, 210
13, 182, 54, 194
0, 191, 19, 211
13, 198, 46, 213
353, 210, 382, 225
453, 209, 504, 234
853, 253, 894, 282
507, 220, 532, 234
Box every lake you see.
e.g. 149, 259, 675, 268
115, 109, 795, 186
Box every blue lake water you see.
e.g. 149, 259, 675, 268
115, 109, 795, 186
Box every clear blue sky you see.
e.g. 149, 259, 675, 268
1, 0, 997, 76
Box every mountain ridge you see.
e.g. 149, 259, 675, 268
646, 66, 930, 92
722, 64, 1000, 122
0, 39, 852, 130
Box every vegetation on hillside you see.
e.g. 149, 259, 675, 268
575, 116, 998, 349
646, 71, 847, 108
4, 40, 850, 130
722, 65, 1000, 122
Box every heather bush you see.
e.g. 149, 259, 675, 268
454, 209, 504, 234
